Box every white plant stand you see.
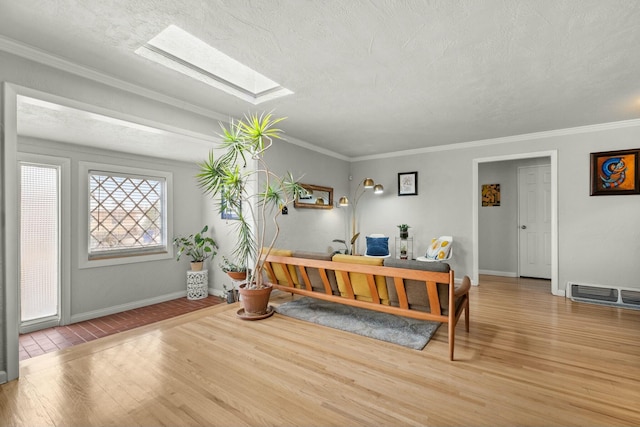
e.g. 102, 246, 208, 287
186, 270, 208, 300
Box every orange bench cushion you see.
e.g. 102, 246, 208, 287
262, 248, 300, 287
332, 254, 389, 304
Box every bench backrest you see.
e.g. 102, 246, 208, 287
263, 254, 455, 321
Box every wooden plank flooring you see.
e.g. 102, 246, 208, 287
19, 296, 224, 360
1, 275, 639, 426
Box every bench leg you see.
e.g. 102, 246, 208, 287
448, 320, 455, 361
465, 299, 470, 332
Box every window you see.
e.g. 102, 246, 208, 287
20, 162, 60, 324
80, 162, 173, 267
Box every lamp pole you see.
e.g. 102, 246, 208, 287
344, 178, 383, 255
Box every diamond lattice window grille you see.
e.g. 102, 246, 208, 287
89, 172, 165, 255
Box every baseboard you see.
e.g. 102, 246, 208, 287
69, 290, 187, 324
209, 287, 225, 298
479, 269, 517, 277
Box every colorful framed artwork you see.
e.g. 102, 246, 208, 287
482, 184, 501, 206
398, 171, 418, 196
590, 149, 640, 196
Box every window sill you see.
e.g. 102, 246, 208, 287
79, 250, 173, 269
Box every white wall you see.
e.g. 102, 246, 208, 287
351, 124, 640, 292
261, 140, 351, 253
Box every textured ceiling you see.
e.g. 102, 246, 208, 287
3, 0, 640, 159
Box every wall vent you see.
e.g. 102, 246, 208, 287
568, 282, 640, 310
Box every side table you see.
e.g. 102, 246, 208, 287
395, 237, 413, 260
187, 269, 209, 300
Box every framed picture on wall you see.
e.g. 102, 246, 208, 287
482, 183, 501, 206
398, 171, 418, 196
590, 149, 640, 196
221, 191, 241, 220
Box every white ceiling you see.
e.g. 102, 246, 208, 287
3, 0, 640, 160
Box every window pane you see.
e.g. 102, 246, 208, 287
20, 164, 59, 322
89, 172, 165, 256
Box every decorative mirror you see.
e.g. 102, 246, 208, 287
294, 183, 333, 209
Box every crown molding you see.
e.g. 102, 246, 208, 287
0, 35, 230, 122
283, 135, 350, 161
352, 118, 640, 162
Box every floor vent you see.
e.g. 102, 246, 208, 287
568, 282, 640, 310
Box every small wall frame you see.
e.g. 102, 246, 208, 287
398, 171, 418, 196
590, 149, 640, 196
482, 184, 501, 206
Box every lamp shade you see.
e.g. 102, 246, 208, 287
338, 196, 349, 206
363, 178, 375, 188
373, 184, 384, 194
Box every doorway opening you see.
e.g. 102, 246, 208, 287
472, 151, 560, 296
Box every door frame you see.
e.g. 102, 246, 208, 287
18, 153, 71, 333
3, 83, 76, 382
472, 150, 560, 296
3, 82, 20, 383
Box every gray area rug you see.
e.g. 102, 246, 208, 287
275, 297, 440, 350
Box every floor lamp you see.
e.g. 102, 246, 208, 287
338, 178, 384, 255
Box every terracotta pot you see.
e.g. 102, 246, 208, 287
226, 271, 247, 280
238, 283, 273, 316
190, 261, 204, 271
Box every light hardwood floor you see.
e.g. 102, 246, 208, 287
1, 275, 639, 426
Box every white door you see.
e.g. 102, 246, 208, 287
518, 165, 551, 279
19, 161, 61, 333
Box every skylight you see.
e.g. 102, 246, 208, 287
135, 25, 293, 104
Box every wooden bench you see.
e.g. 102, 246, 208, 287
263, 254, 470, 360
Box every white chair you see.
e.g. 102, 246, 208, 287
417, 235, 453, 262
364, 234, 391, 258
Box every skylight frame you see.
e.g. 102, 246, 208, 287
135, 25, 293, 105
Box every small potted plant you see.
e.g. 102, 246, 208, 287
331, 239, 350, 255
219, 256, 248, 280
397, 224, 411, 239
223, 283, 239, 304
173, 225, 218, 271
400, 244, 408, 260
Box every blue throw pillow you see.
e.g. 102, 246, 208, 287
366, 236, 389, 256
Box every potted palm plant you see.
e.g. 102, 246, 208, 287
173, 225, 218, 271
197, 112, 305, 319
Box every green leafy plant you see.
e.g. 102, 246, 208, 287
173, 225, 218, 262
219, 256, 247, 273
197, 112, 305, 290
397, 224, 411, 232
332, 239, 350, 255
